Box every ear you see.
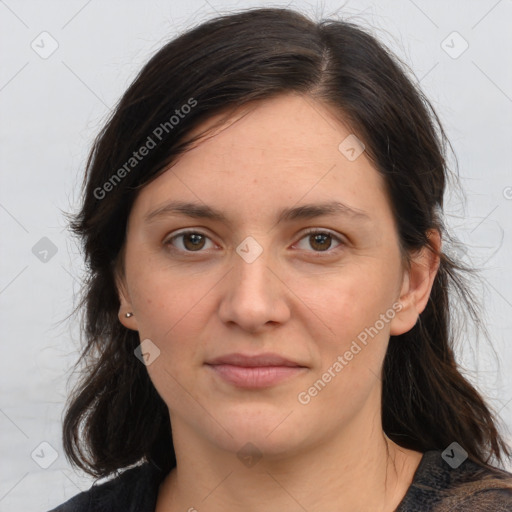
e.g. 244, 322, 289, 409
115, 270, 139, 332
390, 229, 441, 336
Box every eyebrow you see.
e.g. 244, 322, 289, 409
144, 200, 371, 225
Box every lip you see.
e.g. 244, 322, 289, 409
205, 353, 307, 389
206, 352, 304, 367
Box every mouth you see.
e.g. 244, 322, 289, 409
204, 352, 308, 388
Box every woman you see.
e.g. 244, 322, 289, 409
49, 7, 512, 512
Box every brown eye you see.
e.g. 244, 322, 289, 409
165, 231, 213, 252
182, 233, 206, 251
295, 230, 344, 253
309, 232, 332, 251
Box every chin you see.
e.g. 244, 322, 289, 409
207, 407, 307, 458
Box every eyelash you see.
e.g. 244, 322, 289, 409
164, 228, 345, 255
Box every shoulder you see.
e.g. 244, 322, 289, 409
47, 461, 168, 512
397, 450, 512, 511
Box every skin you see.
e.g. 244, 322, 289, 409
117, 93, 440, 511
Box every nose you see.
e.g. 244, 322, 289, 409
217, 241, 291, 333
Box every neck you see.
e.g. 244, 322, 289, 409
156, 404, 422, 511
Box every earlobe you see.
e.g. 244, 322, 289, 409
390, 229, 441, 336
115, 273, 139, 331
118, 308, 138, 331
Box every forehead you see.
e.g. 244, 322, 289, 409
131, 93, 393, 227
181, 93, 358, 164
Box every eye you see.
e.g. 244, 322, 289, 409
164, 230, 215, 252
163, 228, 345, 255
294, 229, 344, 253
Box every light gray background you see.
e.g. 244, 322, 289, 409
1, 0, 511, 510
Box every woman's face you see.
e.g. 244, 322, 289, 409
118, 93, 426, 459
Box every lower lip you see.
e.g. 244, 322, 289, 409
206, 364, 305, 388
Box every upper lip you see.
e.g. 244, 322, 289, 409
206, 353, 304, 367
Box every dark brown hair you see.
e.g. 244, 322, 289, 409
63, 7, 510, 478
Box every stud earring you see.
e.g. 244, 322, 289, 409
125, 312, 134, 318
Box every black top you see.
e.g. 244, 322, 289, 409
48, 450, 512, 511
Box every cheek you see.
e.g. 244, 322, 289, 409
294, 270, 396, 421
123, 250, 192, 342
296, 261, 398, 339
296, 262, 400, 394
128, 271, 209, 406
131, 272, 208, 343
